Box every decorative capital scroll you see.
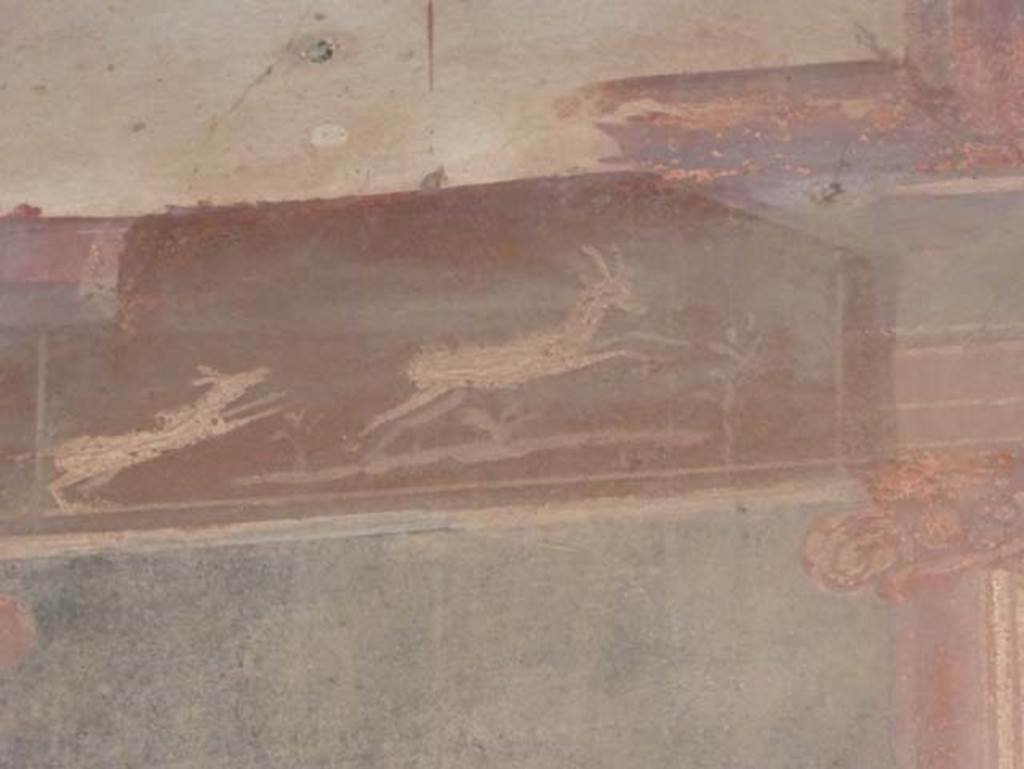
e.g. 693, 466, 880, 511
803, 451, 1024, 601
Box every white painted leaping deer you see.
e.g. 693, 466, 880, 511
48, 365, 284, 511
358, 244, 686, 456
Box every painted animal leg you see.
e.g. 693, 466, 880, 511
47, 468, 118, 513
77, 468, 121, 497
227, 407, 284, 430
594, 331, 690, 352
458, 388, 526, 444
223, 392, 286, 421
458, 407, 509, 444
578, 349, 657, 370
363, 388, 467, 461
47, 474, 77, 513
360, 385, 451, 439
223, 405, 285, 433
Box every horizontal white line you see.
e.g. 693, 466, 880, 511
887, 175, 1024, 197
0, 477, 865, 561
34, 455, 847, 518
895, 339, 1024, 357
890, 321, 1024, 341
899, 435, 1024, 451
894, 396, 1024, 410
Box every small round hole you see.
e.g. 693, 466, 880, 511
305, 40, 334, 64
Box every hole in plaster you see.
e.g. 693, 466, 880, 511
310, 123, 348, 149
305, 40, 335, 64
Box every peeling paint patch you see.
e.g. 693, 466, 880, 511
309, 123, 348, 149
1, 203, 42, 219
566, 48, 1024, 186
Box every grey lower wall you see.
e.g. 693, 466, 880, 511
0, 487, 895, 769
